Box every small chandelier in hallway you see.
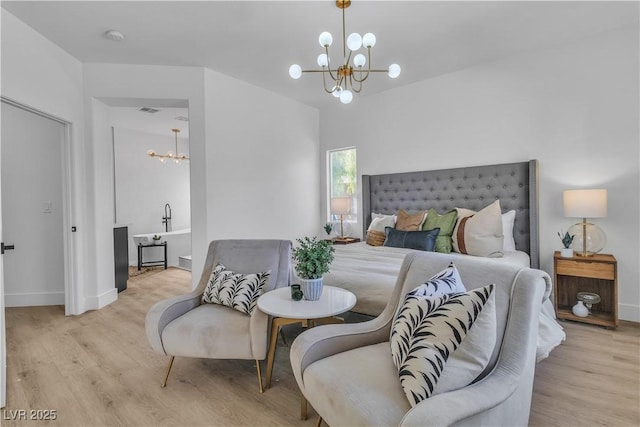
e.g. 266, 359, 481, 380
147, 128, 189, 164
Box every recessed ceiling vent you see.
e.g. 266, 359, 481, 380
174, 116, 189, 122
138, 107, 160, 114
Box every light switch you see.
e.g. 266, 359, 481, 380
42, 201, 52, 213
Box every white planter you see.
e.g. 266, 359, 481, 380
301, 277, 323, 301
560, 248, 573, 258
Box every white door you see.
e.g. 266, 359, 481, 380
1, 102, 66, 307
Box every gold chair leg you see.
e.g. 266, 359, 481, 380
256, 360, 264, 394
301, 394, 308, 420
161, 356, 175, 388
315, 415, 324, 427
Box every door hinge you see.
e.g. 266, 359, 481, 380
1, 242, 15, 254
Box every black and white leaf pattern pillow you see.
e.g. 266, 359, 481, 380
390, 284, 495, 407
409, 261, 466, 297
202, 264, 271, 315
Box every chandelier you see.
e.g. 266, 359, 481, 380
288, 0, 401, 104
147, 128, 189, 164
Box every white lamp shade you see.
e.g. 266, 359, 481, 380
388, 64, 401, 78
362, 33, 376, 48
317, 53, 328, 67
289, 64, 302, 79
339, 89, 353, 104
318, 31, 333, 47
353, 53, 366, 67
331, 197, 351, 215
347, 33, 362, 51
563, 189, 607, 218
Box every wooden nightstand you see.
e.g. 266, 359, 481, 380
553, 251, 618, 328
327, 237, 360, 245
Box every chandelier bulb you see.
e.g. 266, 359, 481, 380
317, 53, 329, 68
167, 151, 174, 158
147, 150, 156, 157
159, 157, 167, 164
362, 33, 376, 48
318, 32, 333, 47
353, 54, 366, 68
388, 64, 401, 79
339, 89, 353, 104
289, 64, 302, 79
347, 33, 362, 51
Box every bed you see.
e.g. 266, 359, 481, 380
323, 160, 565, 360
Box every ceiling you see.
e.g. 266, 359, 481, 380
3, 1, 638, 109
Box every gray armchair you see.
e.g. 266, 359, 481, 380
290, 251, 551, 426
146, 239, 291, 392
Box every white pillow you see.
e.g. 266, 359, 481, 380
368, 214, 396, 232
502, 210, 516, 251
390, 285, 496, 406
452, 200, 504, 257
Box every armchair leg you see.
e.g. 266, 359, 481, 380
315, 415, 324, 427
161, 356, 175, 388
256, 360, 264, 394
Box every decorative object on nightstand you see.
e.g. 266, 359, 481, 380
553, 251, 617, 328
292, 236, 335, 301
331, 196, 352, 240
557, 230, 574, 257
571, 300, 589, 317
323, 222, 333, 236
563, 189, 607, 256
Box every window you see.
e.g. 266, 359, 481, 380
328, 147, 357, 221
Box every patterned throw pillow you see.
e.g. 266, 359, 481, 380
365, 230, 386, 246
408, 261, 466, 296
202, 264, 271, 315
390, 284, 495, 406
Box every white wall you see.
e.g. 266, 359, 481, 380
203, 69, 320, 243
320, 26, 639, 321
113, 127, 191, 265
1, 10, 87, 314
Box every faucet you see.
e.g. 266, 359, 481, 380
162, 203, 172, 232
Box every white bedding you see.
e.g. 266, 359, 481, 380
322, 242, 565, 361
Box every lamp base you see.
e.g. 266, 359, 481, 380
568, 221, 606, 257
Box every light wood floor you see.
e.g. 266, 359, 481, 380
3, 267, 639, 426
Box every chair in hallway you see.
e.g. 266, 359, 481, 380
145, 239, 292, 392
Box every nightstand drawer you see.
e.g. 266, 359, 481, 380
556, 260, 614, 280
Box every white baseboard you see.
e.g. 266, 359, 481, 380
5, 291, 65, 307
618, 303, 640, 323
84, 288, 118, 311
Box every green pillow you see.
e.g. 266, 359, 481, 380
422, 208, 458, 253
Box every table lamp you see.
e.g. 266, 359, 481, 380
563, 189, 607, 257
330, 197, 351, 239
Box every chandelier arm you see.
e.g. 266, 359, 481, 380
324, 46, 339, 81
350, 75, 363, 93
321, 69, 336, 93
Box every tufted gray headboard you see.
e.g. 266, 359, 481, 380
362, 160, 539, 268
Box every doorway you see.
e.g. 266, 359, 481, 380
1, 100, 68, 308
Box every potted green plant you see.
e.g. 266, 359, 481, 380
152, 234, 162, 245
324, 222, 333, 236
292, 236, 335, 300
558, 230, 574, 257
